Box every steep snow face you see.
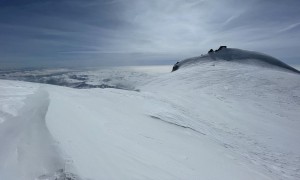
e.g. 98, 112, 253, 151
0, 60, 300, 180
174, 48, 300, 73
0, 81, 64, 180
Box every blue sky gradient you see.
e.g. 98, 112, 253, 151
0, 0, 299, 68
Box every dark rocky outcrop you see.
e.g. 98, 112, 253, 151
216, 46, 227, 52
208, 49, 214, 53
172, 62, 180, 72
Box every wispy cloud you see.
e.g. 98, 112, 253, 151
0, 0, 300, 68
278, 22, 300, 33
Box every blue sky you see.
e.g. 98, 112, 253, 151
0, 0, 300, 68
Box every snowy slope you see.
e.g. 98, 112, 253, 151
142, 61, 300, 180
0, 50, 300, 180
173, 47, 300, 74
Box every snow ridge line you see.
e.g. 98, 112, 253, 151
0, 88, 66, 180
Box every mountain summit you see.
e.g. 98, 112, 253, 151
172, 47, 300, 73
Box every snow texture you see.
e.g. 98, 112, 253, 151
0, 51, 300, 180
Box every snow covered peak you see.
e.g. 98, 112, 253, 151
172, 47, 300, 73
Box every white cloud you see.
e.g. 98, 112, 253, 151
278, 22, 300, 33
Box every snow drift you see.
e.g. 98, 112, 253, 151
0, 48, 300, 180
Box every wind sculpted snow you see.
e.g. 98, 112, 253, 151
0, 84, 64, 179
0, 58, 300, 179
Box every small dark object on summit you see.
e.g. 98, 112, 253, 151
172, 62, 180, 72
216, 46, 227, 52
208, 49, 214, 53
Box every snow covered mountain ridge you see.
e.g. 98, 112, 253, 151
0, 48, 300, 180
172, 46, 300, 74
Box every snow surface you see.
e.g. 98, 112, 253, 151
174, 48, 300, 74
0, 55, 300, 179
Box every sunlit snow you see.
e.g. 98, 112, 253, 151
0, 49, 299, 180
